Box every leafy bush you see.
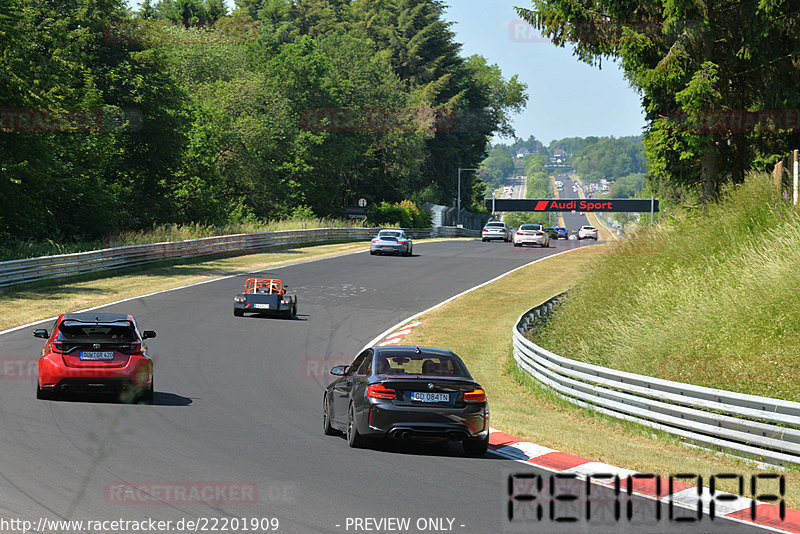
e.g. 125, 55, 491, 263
368, 200, 432, 228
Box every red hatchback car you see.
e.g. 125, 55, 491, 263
34, 313, 155, 403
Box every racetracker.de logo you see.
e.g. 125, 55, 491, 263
0, 358, 37, 380
300, 108, 456, 133
301, 357, 352, 380
508, 18, 662, 43
105, 481, 258, 505
0, 108, 142, 133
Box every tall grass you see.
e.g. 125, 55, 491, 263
0, 218, 367, 261
532, 172, 800, 401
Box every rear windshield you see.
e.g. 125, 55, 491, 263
374, 353, 471, 379
58, 322, 137, 342
519, 224, 542, 230
379, 231, 402, 238
485, 223, 505, 228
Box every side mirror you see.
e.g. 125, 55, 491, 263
33, 329, 49, 339
142, 330, 157, 340
330, 365, 347, 376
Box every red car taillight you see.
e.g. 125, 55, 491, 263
51, 342, 66, 353
366, 383, 396, 399
464, 388, 486, 403
372, 239, 379, 244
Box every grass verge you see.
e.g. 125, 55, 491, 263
0, 218, 370, 261
399, 244, 800, 507
536, 173, 800, 402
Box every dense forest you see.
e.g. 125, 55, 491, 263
0, 0, 526, 241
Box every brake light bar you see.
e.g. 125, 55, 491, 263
366, 383, 396, 399
464, 388, 486, 403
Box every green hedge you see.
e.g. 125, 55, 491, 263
368, 200, 432, 228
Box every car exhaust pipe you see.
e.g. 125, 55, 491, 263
401, 431, 411, 440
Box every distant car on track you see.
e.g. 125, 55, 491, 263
482, 221, 511, 242
234, 278, 297, 318
578, 225, 599, 240
370, 229, 413, 256
323, 346, 489, 456
34, 313, 155, 403
554, 227, 568, 239
513, 224, 549, 248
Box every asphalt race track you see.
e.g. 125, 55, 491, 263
0, 240, 765, 534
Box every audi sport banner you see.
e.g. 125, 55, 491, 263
484, 198, 659, 213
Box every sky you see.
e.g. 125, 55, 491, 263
442, 0, 646, 145
125, 0, 647, 146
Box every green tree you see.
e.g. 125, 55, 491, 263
518, 0, 800, 200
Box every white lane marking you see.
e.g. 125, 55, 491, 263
563, 461, 638, 480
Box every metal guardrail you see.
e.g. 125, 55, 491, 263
514, 294, 800, 466
0, 226, 479, 289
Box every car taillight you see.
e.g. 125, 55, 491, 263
119, 342, 142, 354
366, 383, 396, 399
52, 343, 66, 353
397, 239, 405, 244
464, 388, 486, 403
234, 296, 245, 303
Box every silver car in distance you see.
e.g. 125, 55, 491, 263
370, 229, 413, 256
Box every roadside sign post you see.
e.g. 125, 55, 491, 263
651, 196, 654, 224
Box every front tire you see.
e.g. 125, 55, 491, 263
347, 403, 368, 448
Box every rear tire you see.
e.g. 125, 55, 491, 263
234, 308, 244, 317
370, 250, 377, 255
463, 435, 489, 457
347, 403, 368, 448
